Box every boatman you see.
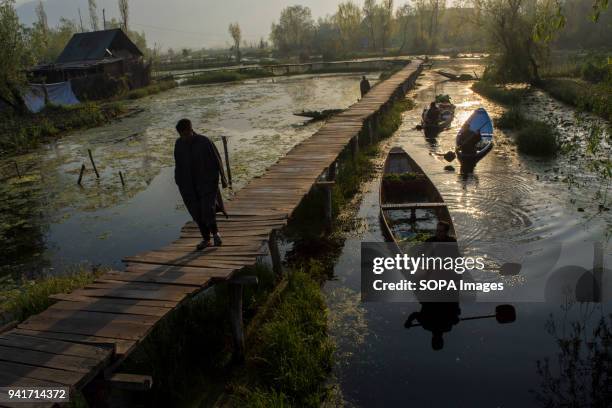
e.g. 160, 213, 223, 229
360, 75, 371, 98
174, 119, 228, 250
425, 101, 441, 123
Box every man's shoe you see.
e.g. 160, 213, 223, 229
196, 240, 211, 251
213, 234, 222, 246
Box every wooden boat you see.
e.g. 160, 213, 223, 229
456, 108, 494, 163
436, 70, 475, 81
293, 109, 343, 121
420, 102, 455, 135
380, 147, 456, 246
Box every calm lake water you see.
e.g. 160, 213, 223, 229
0, 72, 375, 281
326, 60, 611, 407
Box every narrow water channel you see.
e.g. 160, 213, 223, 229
326, 59, 611, 407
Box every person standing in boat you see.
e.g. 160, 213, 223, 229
174, 119, 228, 251
457, 123, 482, 156
360, 75, 371, 98
425, 101, 441, 124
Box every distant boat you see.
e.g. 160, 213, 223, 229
293, 109, 344, 121
436, 70, 476, 81
380, 147, 456, 246
456, 108, 494, 163
420, 102, 456, 136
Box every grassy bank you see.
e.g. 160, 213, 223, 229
0, 102, 126, 154
0, 265, 103, 324
471, 80, 529, 105
495, 107, 559, 156
124, 79, 178, 100
230, 267, 333, 407
472, 80, 559, 156
539, 78, 612, 121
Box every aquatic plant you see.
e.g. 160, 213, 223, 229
495, 106, 525, 130
383, 172, 422, 182
516, 120, 559, 157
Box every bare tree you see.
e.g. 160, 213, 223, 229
363, 0, 377, 50
35, 0, 48, 36
118, 0, 129, 31
379, 0, 394, 52
228, 22, 241, 62
335, 1, 362, 53
88, 0, 99, 31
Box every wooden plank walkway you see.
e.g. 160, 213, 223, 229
0, 60, 422, 405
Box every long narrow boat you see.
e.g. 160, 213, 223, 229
456, 108, 494, 163
380, 147, 456, 247
420, 102, 456, 136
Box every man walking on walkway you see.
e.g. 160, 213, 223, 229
174, 119, 228, 250
360, 75, 371, 98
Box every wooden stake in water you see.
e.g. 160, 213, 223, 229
87, 149, 100, 179
77, 164, 86, 185
221, 136, 232, 188
13, 161, 21, 178
119, 171, 125, 187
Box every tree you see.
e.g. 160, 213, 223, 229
396, 3, 415, 53
335, 1, 362, 54
473, 0, 547, 82
88, 0, 99, 31
270, 5, 315, 57
363, 0, 377, 50
228, 22, 242, 62
34, 0, 48, 42
379, 0, 394, 52
0, 0, 32, 114
426, 0, 445, 52
118, 0, 129, 31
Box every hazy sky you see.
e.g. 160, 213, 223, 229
16, 0, 350, 50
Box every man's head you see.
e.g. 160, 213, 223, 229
176, 118, 193, 138
435, 220, 451, 240
430, 101, 437, 108
362, 75, 366, 80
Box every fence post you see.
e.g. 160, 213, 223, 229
221, 136, 233, 188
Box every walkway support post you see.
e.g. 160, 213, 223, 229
351, 135, 359, 162
269, 229, 283, 278
228, 275, 258, 362
316, 181, 335, 227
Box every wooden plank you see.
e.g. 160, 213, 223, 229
30, 309, 158, 326
17, 318, 151, 341
0, 345, 104, 374
11, 329, 135, 356
0, 333, 112, 360
103, 270, 215, 287
0, 360, 82, 387
48, 299, 171, 317
48, 294, 178, 308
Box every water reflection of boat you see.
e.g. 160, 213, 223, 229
456, 108, 494, 164
379, 146, 455, 245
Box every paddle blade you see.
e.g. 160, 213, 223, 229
444, 151, 456, 162
495, 305, 516, 324
499, 262, 522, 276
416, 124, 423, 131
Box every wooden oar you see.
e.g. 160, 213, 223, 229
407, 304, 516, 327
